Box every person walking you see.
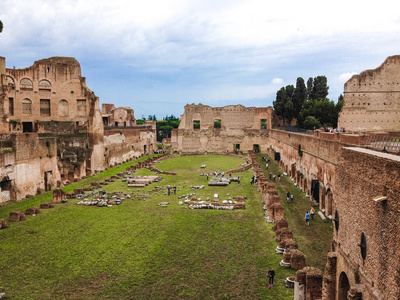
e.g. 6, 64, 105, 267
268, 267, 275, 288
305, 211, 310, 226
173, 186, 176, 195
167, 185, 171, 196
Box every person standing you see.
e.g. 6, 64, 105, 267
310, 207, 315, 220
167, 185, 171, 196
268, 267, 275, 288
305, 211, 310, 226
173, 186, 176, 195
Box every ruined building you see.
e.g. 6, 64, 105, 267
168, 56, 400, 300
338, 55, 400, 133
170, 103, 276, 153
0, 57, 155, 203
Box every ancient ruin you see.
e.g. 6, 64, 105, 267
169, 103, 277, 153
338, 55, 400, 132
0, 56, 156, 203
0, 53, 399, 299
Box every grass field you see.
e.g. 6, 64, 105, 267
256, 153, 333, 270
0, 154, 299, 300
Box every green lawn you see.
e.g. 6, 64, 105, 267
256, 153, 333, 270
0, 154, 296, 300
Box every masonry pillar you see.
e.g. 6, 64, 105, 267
322, 252, 337, 300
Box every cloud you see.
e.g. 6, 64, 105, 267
339, 72, 358, 83
272, 78, 283, 85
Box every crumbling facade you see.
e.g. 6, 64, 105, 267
102, 103, 136, 127
170, 103, 275, 153
338, 55, 400, 133
0, 57, 154, 203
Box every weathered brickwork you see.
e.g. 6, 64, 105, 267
338, 55, 400, 132
170, 103, 274, 153
326, 148, 400, 300
0, 56, 155, 203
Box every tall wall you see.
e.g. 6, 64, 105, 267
266, 129, 342, 216
171, 103, 273, 153
338, 55, 400, 132
326, 148, 400, 300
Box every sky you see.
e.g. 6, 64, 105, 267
1, 0, 399, 119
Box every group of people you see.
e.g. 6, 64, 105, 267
286, 191, 294, 202
250, 175, 258, 185
166, 185, 176, 196
324, 127, 345, 133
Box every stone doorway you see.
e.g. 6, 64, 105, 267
44, 171, 53, 191
22, 122, 33, 132
253, 144, 260, 153
338, 272, 350, 300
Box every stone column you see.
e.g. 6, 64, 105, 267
322, 252, 337, 300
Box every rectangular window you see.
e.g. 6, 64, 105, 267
40, 99, 51, 116
77, 99, 86, 117
261, 119, 267, 129
214, 119, 221, 128
8, 98, 14, 116
193, 120, 200, 129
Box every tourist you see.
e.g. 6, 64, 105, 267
238, 176, 240, 184
173, 186, 176, 195
268, 267, 275, 288
206, 173, 209, 180
286, 192, 290, 202
229, 172, 232, 177
305, 211, 310, 226
310, 207, 315, 220
167, 185, 171, 196
278, 174, 281, 181
273, 174, 276, 181
250, 177, 254, 185
269, 173, 272, 180
290, 194, 294, 202
221, 172, 224, 177
266, 163, 269, 169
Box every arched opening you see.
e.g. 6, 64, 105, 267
58, 100, 69, 117
20, 78, 33, 90
338, 272, 350, 300
39, 79, 52, 92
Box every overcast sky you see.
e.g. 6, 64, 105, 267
1, 0, 399, 119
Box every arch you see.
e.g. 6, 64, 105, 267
338, 272, 350, 300
6, 75, 15, 87
22, 98, 32, 115
39, 79, 51, 91
20, 78, 33, 89
39, 79, 51, 87
58, 99, 69, 117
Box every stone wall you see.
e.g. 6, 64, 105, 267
171, 103, 273, 153
104, 126, 156, 166
326, 148, 400, 300
338, 55, 400, 133
266, 129, 341, 217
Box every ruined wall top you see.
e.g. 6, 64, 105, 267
338, 55, 400, 132
179, 103, 273, 130
6, 56, 83, 83
344, 55, 400, 92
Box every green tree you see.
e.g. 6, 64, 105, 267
273, 85, 295, 125
0, 21, 3, 33
306, 77, 313, 99
303, 116, 321, 130
336, 94, 344, 115
293, 77, 307, 119
298, 98, 338, 128
311, 76, 329, 100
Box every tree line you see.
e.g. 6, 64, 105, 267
273, 76, 343, 129
136, 114, 180, 142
